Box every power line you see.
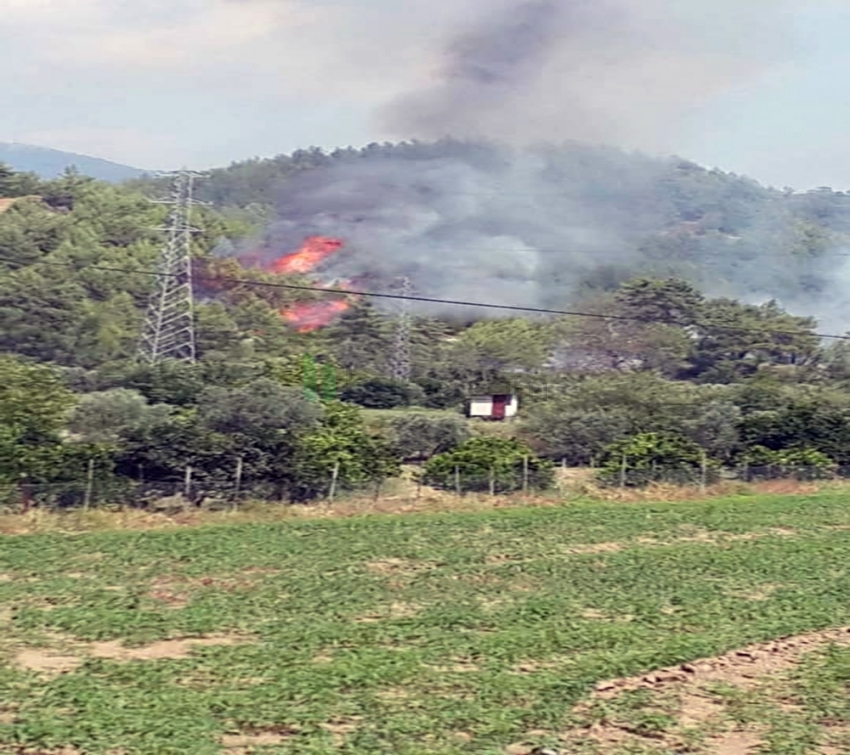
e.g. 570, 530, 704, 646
2, 254, 849, 342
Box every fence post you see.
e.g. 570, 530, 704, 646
233, 457, 244, 511
20, 477, 31, 513
489, 467, 496, 496
700, 450, 708, 493
454, 465, 461, 497
184, 465, 193, 509
83, 458, 95, 512
328, 461, 340, 502
619, 453, 627, 489
522, 456, 530, 495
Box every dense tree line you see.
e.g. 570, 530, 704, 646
4, 156, 850, 503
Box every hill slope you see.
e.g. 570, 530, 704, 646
157, 140, 850, 325
0, 142, 146, 182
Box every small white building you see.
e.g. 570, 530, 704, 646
467, 394, 519, 421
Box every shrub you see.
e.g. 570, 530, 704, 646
597, 432, 717, 487
740, 446, 837, 481
387, 413, 470, 460
422, 437, 554, 494
340, 378, 426, 409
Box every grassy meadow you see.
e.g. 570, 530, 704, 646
1, 492, 850, 754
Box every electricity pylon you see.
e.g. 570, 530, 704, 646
390, 276, 413, 381
138, 170, 204, 363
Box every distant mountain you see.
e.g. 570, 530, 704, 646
0, 142, 147, 182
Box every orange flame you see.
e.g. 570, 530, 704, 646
269, 236, 344, 275
282, 299, 350, 333
266, 235, 350, 330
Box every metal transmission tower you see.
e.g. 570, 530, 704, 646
139, 170, 203, 363
390, 276, 413, 381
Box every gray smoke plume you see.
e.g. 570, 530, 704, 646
259, 140, 841, 321
380, 0, 787, 150
252, 0, 850, 328
262, 142, 642, 314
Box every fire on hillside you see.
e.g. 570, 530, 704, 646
246, 235, 353, 332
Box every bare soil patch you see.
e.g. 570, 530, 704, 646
89, 635, 250, 661
146, 573, 260, 609
375, 686, 412, 702
703, 729, 766, 754
560, 527, 802, 560
0, 707, 17, 725
13, 634, 253, 674
354, 601, 422, 623
320, 718, 362, 747
221, 728, 299, 752
13, 649, 82, 676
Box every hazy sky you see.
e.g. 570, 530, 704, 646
3, 0, 850, 189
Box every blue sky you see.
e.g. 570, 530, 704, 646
3, 0, 849, 190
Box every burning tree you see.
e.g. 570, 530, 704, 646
255, 235, 352, 332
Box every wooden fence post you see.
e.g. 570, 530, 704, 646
328, 461, 341, 502
83, 458, 95, 511
183, 465, 193, 510
233, 457, 244, 511
522, 456, 529, 495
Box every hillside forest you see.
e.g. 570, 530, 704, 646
5, 141, 850, 504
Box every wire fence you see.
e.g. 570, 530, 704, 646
2, 463, 849, 512
597, 464, 850, 489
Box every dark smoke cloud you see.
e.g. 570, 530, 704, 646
386, 0, 565, 137
380, 0, 787, 150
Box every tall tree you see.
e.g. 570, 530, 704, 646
0, 355, 77, 483
324, 300, 393, 374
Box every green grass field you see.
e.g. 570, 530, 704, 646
2, 493, 850, 754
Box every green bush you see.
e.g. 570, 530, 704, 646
387, 413, 470, 460
340, 378, 426, 409
422, 437, 554, 494
597, 432, 716, 487
740, 445, 837, 481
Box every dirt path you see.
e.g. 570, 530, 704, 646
526, 626, 850, 755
